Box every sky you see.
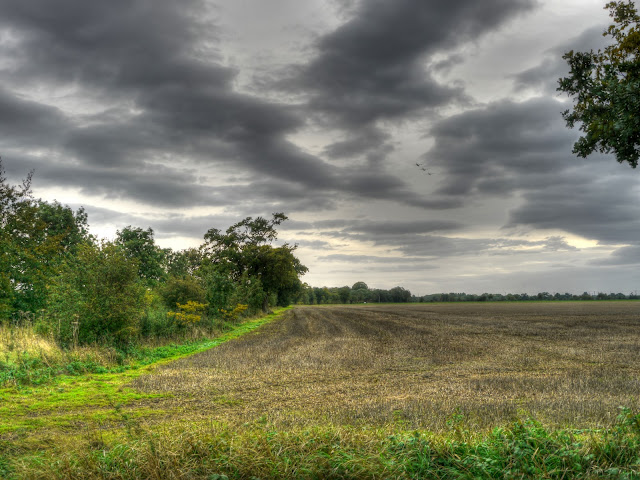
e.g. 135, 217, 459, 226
1, 0, 639, 296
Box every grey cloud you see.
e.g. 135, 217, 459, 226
0, 88, 69, 146
423, 69, 640, 248
512, 26, 607, 95
1, 0, 513, 215
278, 0, 536, 161
293, 239, 333, 250
291, 0, 537, 123
315, 216, 575, 259
323, 127, 390, 159
73, 205, 244, 242
0, 0, 362, 207
507, 175, 640, 245
14, 154, 225, 208
542, 236, 579, 252
0, 0, 227, 90
591, 245, 640, 266
345, 219, 461, 235
317, 254, 434, 265
425, 97, 578, 198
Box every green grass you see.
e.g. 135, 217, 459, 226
0, 309, 291, 451
6, 410, 640, 479
0, 308, 290, 389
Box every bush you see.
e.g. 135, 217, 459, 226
46, 242, 145, 348
204, 271, 237, 317
158, 275, 206, 309
167, 301, 208, 328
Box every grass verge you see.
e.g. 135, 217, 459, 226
5, 409, 640, 479
0, 309, 290, 389
0, 308, 291, 464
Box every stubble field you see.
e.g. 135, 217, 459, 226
5, 302, 640, 479
132, 302, 640, 431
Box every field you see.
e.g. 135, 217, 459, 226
132, 302, 640, 431
3, 302, 640, 478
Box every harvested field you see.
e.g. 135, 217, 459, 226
131, 302, 640, 431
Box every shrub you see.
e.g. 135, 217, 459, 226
46, 242, 145, 348
167, 301, 208, 328
218, 303, 248, 324
158, 275, 206, 309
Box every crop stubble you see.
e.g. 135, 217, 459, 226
131, 302, 640, 431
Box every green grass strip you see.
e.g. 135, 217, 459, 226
6, 412, 640, 479
0, 308, 291, 437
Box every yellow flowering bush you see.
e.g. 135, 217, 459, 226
167, 301, 208, 327
218, 304, 248, 324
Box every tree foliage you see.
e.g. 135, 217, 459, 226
0, 159, 90, 317
558, 1, 640, 167
202, 213, 307, 312
116, 226, 166, 285
1, 158, 309, 346
46, 242, 145, 347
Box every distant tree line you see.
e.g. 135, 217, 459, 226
296, 285, 640, 305
1, 161, 307, 348
298, 282, 412, 305
414, 292, 640, 302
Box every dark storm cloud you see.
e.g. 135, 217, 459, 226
0, 0, 480, 211
507, 175, 640, 245
426, 97, 573, 197
291, 0, 537, 126
0, 0, 227, 89
280, 0, 537, 157
0, 88, 69, 146
0, 0, 345, 205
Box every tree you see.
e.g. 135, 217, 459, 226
158, 275, 206, 309
558, 1, 640, 167
201, 213, 307, 312
352, 281, 369, 291
116, 226, 166, 285
0, 159, 90, 317
165, 247, 203, 278
389, 286, 412, 303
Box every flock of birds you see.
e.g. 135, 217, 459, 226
415, 162, 432, 175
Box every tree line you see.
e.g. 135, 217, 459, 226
0, 161, 307, 348
297, 282, 412, 305
414, 292, 640, 302
296, 285, 639, 305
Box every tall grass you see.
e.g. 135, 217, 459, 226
7, 408, 640, 479
0, 322, 119, 386
0, 317, 229, 387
